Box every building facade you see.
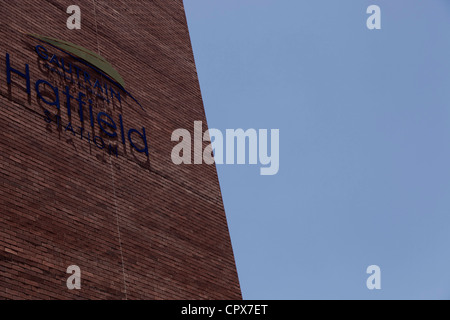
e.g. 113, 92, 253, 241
0, 0, 241, 299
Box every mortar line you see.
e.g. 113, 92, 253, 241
92, 0, 128, 300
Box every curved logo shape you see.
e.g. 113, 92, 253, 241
28, 33, 144, 111
29, 33, 126, 89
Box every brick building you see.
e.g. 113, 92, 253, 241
0, 0, 241, 299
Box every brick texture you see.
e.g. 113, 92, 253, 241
0, 0, 242, 299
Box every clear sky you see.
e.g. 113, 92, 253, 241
183, 0, 450, 299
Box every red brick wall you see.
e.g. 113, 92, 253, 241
0, 0, 241, 299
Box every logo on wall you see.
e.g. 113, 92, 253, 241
3, 33, 149, 167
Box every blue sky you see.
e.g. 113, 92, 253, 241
184, 0, 450, 299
